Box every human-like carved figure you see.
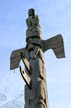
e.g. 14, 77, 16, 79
26, 9, 42, 42
26, 8, 40, 29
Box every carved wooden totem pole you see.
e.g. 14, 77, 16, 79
10, 9, 65, 108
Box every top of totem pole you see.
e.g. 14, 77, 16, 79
26, 8, 42, 42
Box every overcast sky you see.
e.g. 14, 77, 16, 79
0, 0, 71, 108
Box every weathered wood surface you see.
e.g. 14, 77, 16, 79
10, 8, 65, 108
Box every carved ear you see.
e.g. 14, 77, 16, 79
10, 48, 25, 70
42, 34, 65, 58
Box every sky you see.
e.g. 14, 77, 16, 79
0, 0, 71, 108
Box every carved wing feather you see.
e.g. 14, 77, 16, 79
10, 48, 25, 70
42, 34, 65, 58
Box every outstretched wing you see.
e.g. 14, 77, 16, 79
42, 34, 65, 58
10, 48, 25, 70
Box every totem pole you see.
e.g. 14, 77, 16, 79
10, 9, 65, 108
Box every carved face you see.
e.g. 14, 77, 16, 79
28, 8, 35, 17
